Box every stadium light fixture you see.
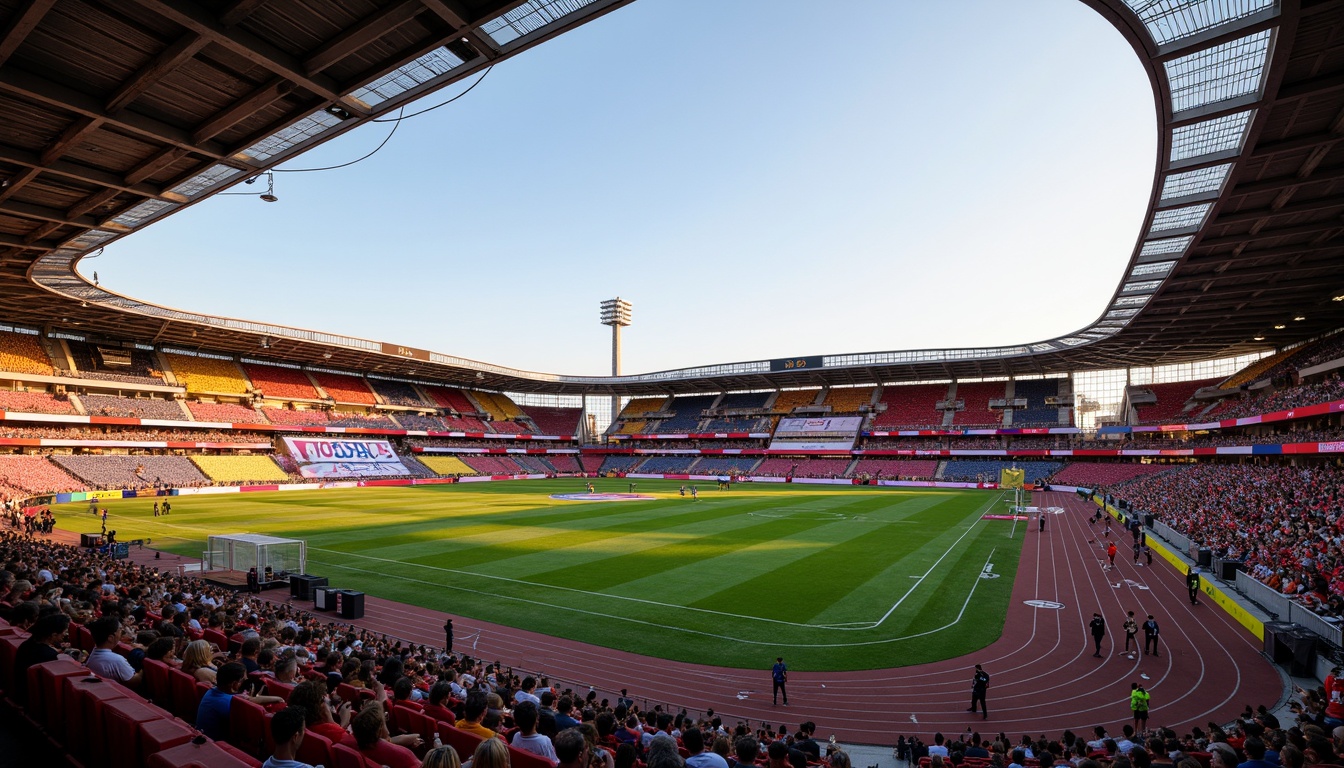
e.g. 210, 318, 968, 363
1294, 316, 1306, 321
600, 297, 633, 430
1334, 295, 1344, 302
1253, 335, 1265, 340
1274, 324, 1286, 329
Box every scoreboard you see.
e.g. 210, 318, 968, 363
769, 355, 823, 372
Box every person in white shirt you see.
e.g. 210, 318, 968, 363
510, 702, 558, 766
514, 676, 542, 706
86, 616, 142, 689
927, 734, 950, 758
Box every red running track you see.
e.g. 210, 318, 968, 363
65, 490, 1284, 744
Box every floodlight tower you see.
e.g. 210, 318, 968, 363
599, 297, 633, 429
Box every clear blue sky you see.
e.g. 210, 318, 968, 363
100, 0, 1154, 377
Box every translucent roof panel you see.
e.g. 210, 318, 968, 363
1131, 261, 1177, 277
350, 48, 464, 107
1114, 294, 1151, 307
1148, 203, 1213, 234
1171, 110, 1253, 161
1123, 279, 1165, 292
170, 164, 244, 199
241, 110, 344, 163
108, 198, 175, 228
1124, 0, 1277, 45
1161, 163, 1233, 199
482, 0, 602, 46
1165, 30, 1271, 113
1140, 236, 1194, 257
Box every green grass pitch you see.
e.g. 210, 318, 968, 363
56, 479, 1028, 670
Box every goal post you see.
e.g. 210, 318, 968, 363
203, 534, 306, 576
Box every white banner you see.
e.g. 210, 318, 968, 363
283, 437, 409, 478
773, 416, 864, 434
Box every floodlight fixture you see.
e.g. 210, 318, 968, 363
599, 297, 633, 328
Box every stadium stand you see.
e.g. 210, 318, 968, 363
417, 455, 478, 475
512, 455, 554, 473
547, 454, 581, 472
163, 353, 249, 394
1215, 375, 1344, 419
690, 456, 761, 474
614, 419, 646, 434
1049, 462, 1171, 487
472, 391, 524, 421
242, 363, 320, 399
771, 389, 821, 412
636, 456, 699, 473
80, 394, 184, 420
1250, 333, 1344, 385
366, 378, 431, 407
1221, 348, 1295, 389
310, 371, 377, 404
64, 341, 163, 384
521, 405, 582, 435
598, 455, 643, 473
715, 391, 771, 410
0, 455, 84, 499
0, 390, 77, 414
1111, 463, 1344, 614
951, 382, 1005, 426
421, 385, 479, 413
486, 420, 528, 434
754, 456, 850, 478
1133, 377, 1219, 424
822, 386, 875, 412
617, 397, 668, 417
395, 453, 437, 478
1011, 379, 1063, 425
461, 455, 524, 474
657, 395, 718, 432
190, 454, 289, 483
580, 455, 604, 473
0, 330, 53, 375
941, 459, 1061, 483
700, 415, 772, 431
325, 411, 397, 428
850, 458, 938, 479
872, 384, 949, 428
50, 455, 208, 488
440, 414, 490, 431
260, 407, 329, 426
391, 413, 448, 431
185, 401, 267, 424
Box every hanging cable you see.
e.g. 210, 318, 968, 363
271, 64, 494, 174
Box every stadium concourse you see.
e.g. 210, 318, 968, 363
43, 491, 1276, 746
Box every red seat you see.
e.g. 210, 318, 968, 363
298, 728, 336, 768
0, 633, 26, 693
405, 710, 439, 744
218, 740, 263, 768
391, 703, 417, 736
102, 697, 167, 768
203, 628, 229, 649
74, 622, 95, 652
147, 740, 255, 768
228, 695, 269, 757
143, 659, 173, 707
168, 669, 203, 722
264, 678, 296, 702
138, 717, 198, 765
65, 675, 131, 760
437, 721, 485, 760
26, 657, 86, 726
332, 742, 375, 768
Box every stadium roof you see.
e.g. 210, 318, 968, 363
0, 0, 1341, 396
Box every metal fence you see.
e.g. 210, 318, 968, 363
1151, 520, 1191, 553
1234, 570, 1344, 648
1289, 603, 1344, 648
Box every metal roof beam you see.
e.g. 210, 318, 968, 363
1212, 196, 1344, 226
1196, 219, 1344, 247
218, 0, 268, 27
190, 76, 294, 144
131, 0, 369, 116
1227, 164, 1344, 197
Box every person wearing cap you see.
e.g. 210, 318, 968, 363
1187, 567, 1201, 605
1089, 612, 1107, 657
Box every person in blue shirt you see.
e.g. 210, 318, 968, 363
771, 657, 788, 706
196, 661, 284, 741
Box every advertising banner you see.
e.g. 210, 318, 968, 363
769, 416, 863, 451
282, 436, 410, 478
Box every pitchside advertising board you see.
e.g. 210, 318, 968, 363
282, 436, 410, 478
768, 416, 863, 450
